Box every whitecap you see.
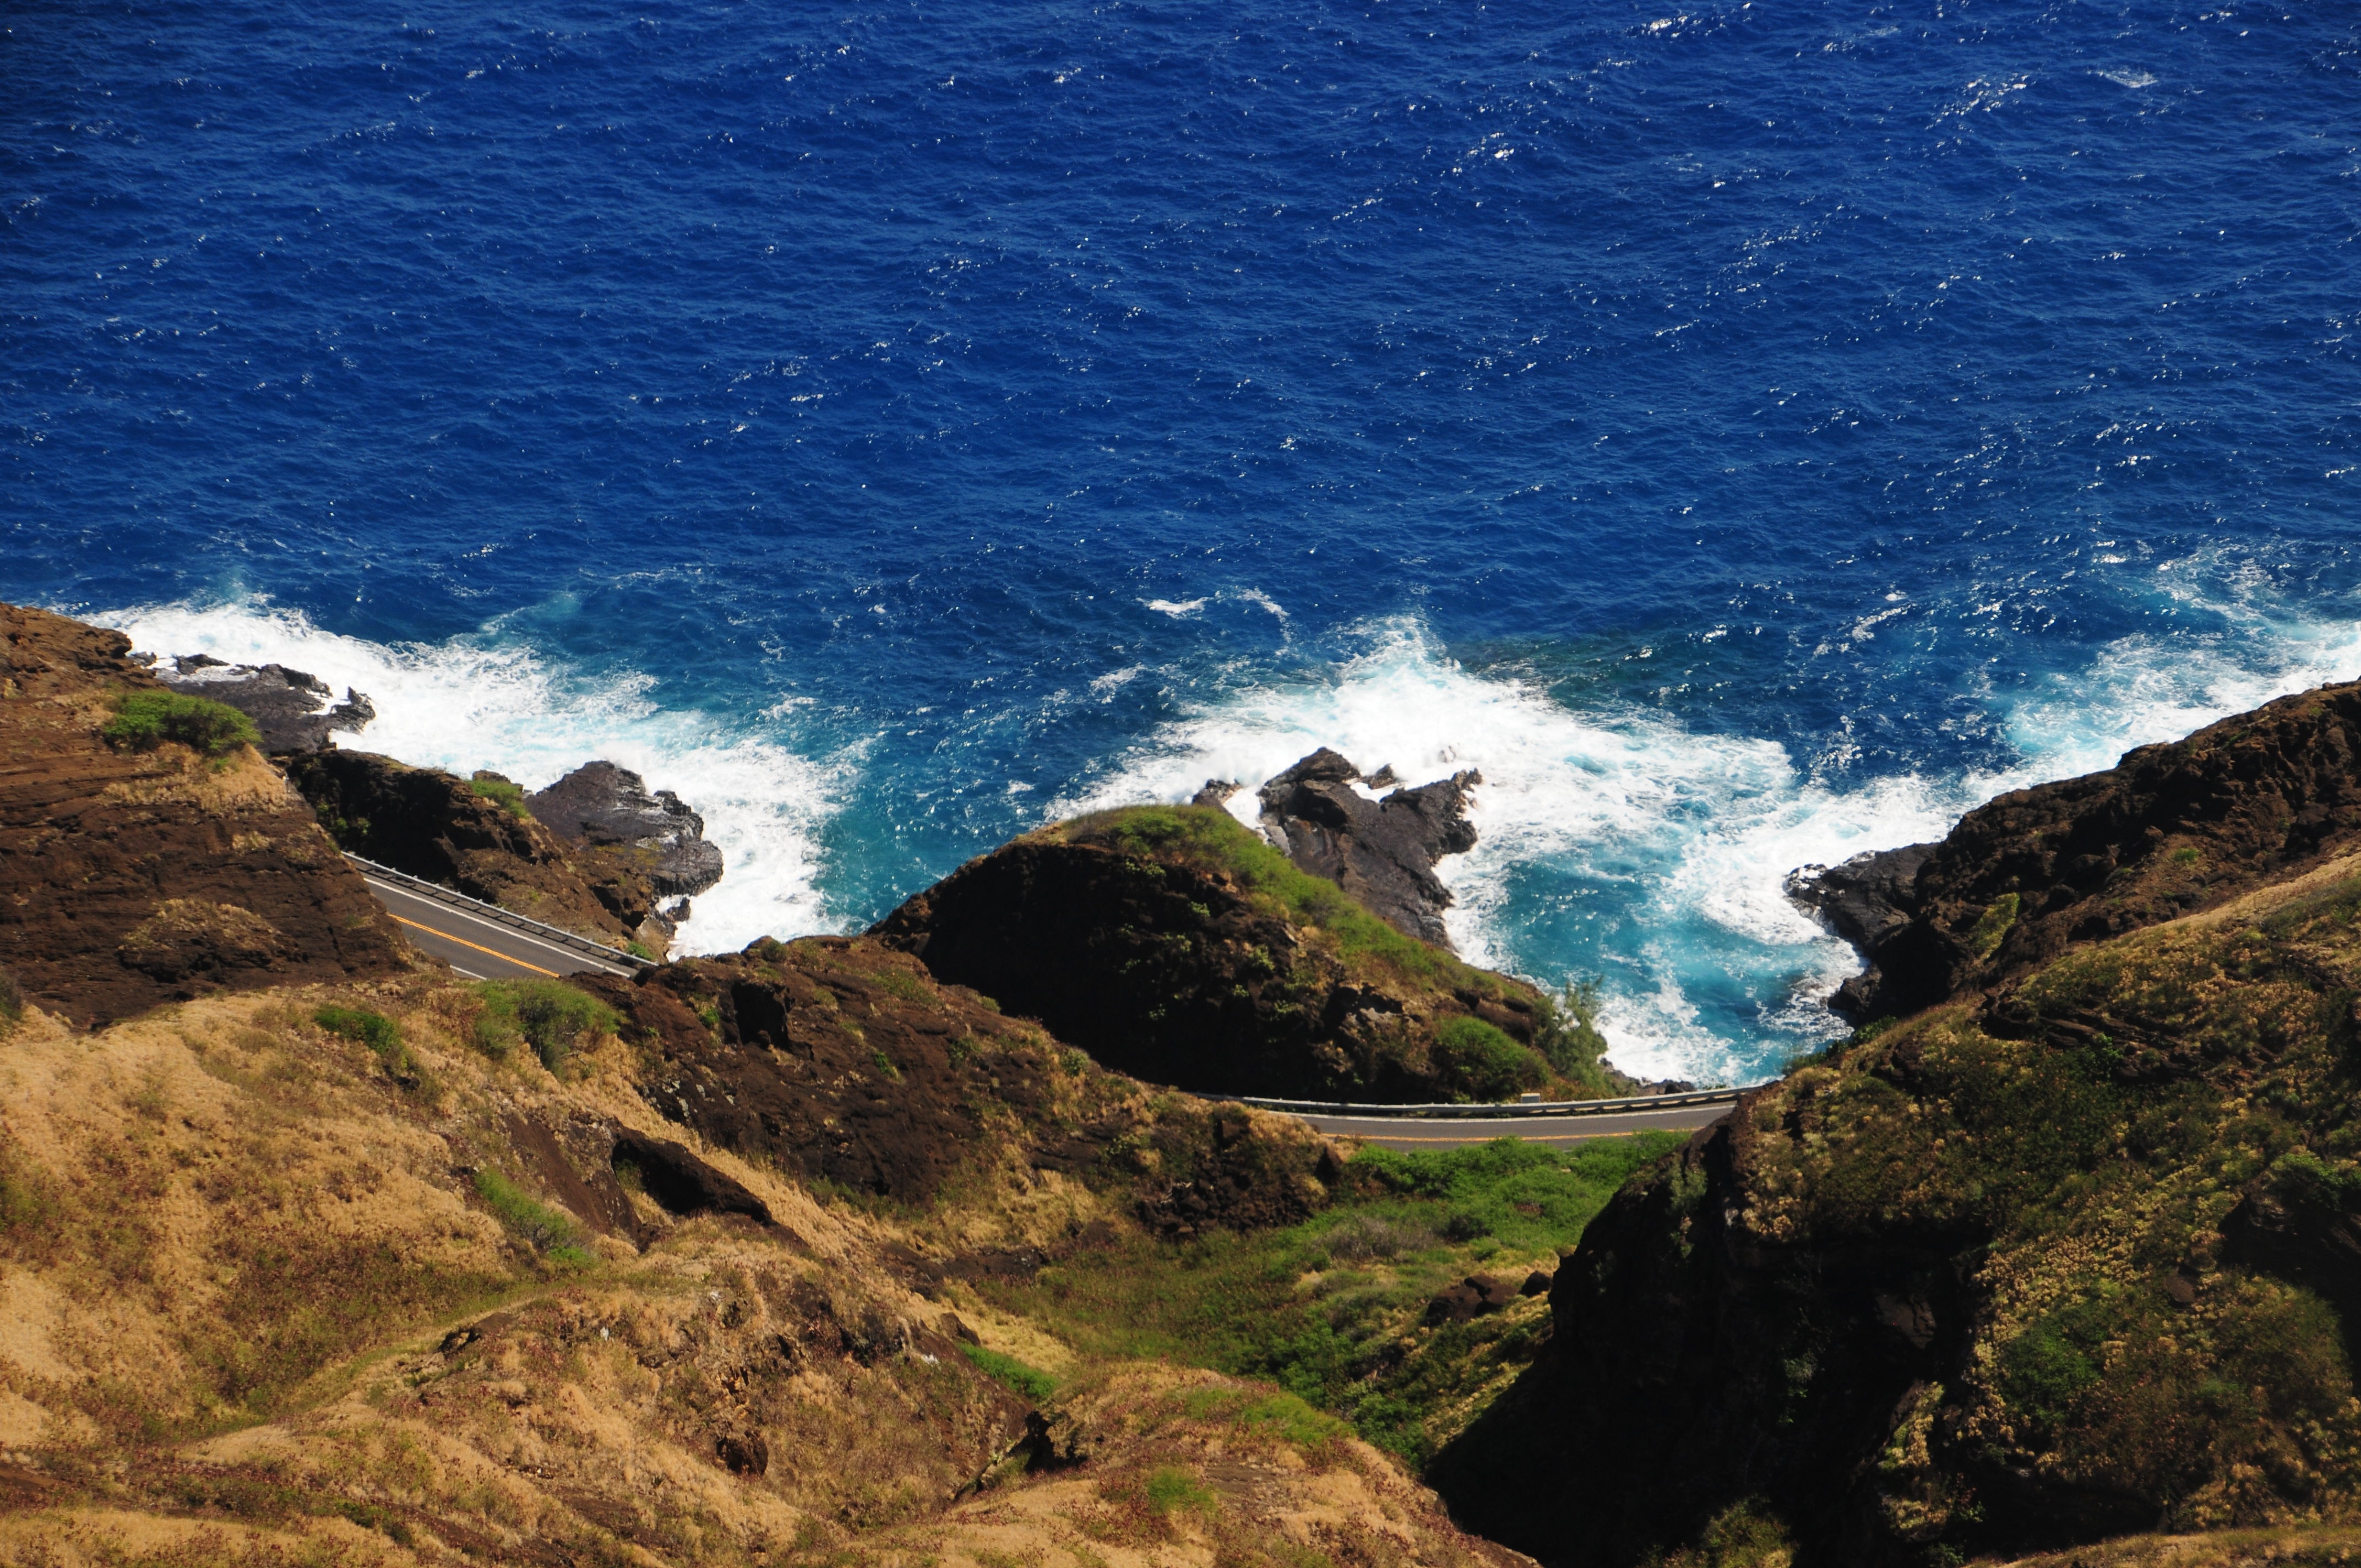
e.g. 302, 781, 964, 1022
90, 598, 850, 957
1143, 597, 1207, 618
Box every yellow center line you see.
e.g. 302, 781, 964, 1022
389, 913, 558, 978
1348, 1129, 1631, 1143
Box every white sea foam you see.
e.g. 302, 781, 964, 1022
1047, 599, 2361, 1087
1050, 618, 1922, 1082
89, 599, 849, 956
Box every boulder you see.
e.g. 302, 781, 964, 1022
527, 760, 723, 898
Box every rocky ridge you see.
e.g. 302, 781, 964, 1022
875, 801, 1619, 1102
1789, 680, 2361, 1021
284, 748, 687, 956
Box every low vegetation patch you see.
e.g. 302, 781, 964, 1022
466, 772, 531, 818
469, 979, 617, 1072
101, 690, 259, 759
959, 1343, 1058, 1403
313, 1004, 428, 1092
472, 1167, 593, 1265
980, 1131, 1679, 1462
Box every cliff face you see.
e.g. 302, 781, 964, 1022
874, 805, 1608, 1103
0, 604, 405, 1027
1793, 682, 2361, 1021
284, 748, 675, 954
1440, 845, 2361, 1565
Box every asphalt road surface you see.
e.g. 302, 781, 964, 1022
346, 859, 1739, 1149
1292, 1099, 1734, 1151
350, 864, 643, 982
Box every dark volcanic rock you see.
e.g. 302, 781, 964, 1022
608, 1128, 777, 1229
1788, 681, 2361, 1021
527, 759, 723, 897
0, 605, 406, 1027
159, 655, 376, 754
284, 748, 666, 952
1428, 1105, 2011, 1568
871, 816, 1557, 1102
1254, 748, 1481, 948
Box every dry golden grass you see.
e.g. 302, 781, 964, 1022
0, 978, 1520, 1568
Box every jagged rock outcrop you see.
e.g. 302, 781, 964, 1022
1218, 748, 1481, 948
155, 654, 376, 753
872, 805, 1607, 1102
529, 759, 724, 899
283, 749, 674, 954
1792, 681, 2361, 1020
0, 604, 406, 1027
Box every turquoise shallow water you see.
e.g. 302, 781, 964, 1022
6, 0, 2358, 1084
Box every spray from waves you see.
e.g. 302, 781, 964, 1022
1051, 618, 1950, 1084
88, 599, 851, 956
1050, 603, 2361, 1086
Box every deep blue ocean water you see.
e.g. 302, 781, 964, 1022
6, 0, 2358, 1084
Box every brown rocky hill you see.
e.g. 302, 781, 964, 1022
873, 803, 1619, 1103
1432, 686, 2361, 1567
0, 963, 1509, 1568
1791, 680, 2361, 1021
0, 603, 405, 1028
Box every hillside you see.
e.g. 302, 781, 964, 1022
0, 603, 1622, 1566
873, 805, 1624, 1103
1433, 701, 2361, 1567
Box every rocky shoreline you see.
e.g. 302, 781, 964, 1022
15, 595, 2361, 1567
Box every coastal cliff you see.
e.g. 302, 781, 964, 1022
1791, 681, 2361, 1021
1434, 684, 2361, 1566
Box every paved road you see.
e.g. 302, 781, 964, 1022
350, 863, 643, 982
345, 858, 1737, 1150
1291, 1099, 1734, 1151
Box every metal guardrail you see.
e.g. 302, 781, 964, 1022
342, 852, 655, 972
1232, 1087, 1750, 1120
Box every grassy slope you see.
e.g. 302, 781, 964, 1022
972, 1134, 1680, 1465
0, 958, 1620, 1567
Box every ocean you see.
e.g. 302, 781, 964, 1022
5, 0, 2357, 1086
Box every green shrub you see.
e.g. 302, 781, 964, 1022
1432, 1015, 1546, 1101
0, 967, 20, 1032
958, 1343, 1057, 1404
467, 774, 530, 819
870, 1047, 901, 1080
314, 1004, 426, 1091
1532, 977, 1613, 1090
1968, 892, 2022, 961
101, 692, 260, 758
472, 1168, 591, 1263
1143, 1465, 1217, 1516
469, 980, 617, 1072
